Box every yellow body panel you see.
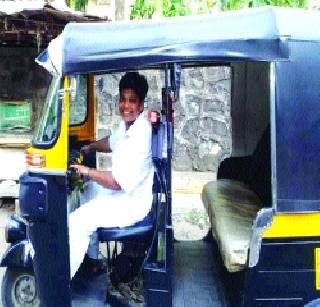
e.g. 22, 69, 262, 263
27, 77, 70, 172
263, 213, 320, 291
263, 212, 320, 238
315, 248, 320, 290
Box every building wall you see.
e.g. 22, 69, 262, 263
86, 0, 134, 20
87, 0, 115, 19
0, 47, 50, 129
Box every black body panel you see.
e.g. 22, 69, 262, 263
20, 172, 70, 306
244, 238, 320, 306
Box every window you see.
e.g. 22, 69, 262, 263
69, 75, 88, 125
32, 77, 60, 145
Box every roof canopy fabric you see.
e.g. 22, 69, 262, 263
37, 7, 320, 75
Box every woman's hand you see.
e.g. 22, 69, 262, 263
70, 164, 90, 176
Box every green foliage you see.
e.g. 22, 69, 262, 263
130, 0, 157, 19
67, 0, 88, 12
66, 0, 99, 13
130, 0, 308, 19
197, 0, 217, 13
130, 0, 216, 20
220, 0, 307, 10
161, 0, 191, 17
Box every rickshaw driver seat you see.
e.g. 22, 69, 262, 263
96, 112, 164, 290
97, 209, 154, 241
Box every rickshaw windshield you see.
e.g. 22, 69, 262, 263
32, 76, 60, 146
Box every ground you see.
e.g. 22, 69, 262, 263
172, 193, 210, 241
172, 172, 214, 241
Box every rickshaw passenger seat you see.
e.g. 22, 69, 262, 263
202, 126, 271, 273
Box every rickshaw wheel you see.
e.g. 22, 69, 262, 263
1, 268, 40, 307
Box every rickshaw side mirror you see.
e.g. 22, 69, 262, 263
58, 88, 76, 100
58, 75, 77, 100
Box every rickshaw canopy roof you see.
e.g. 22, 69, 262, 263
37, 6, 320, 75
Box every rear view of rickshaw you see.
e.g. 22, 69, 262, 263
2, 6, 320, 307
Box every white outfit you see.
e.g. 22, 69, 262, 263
69, 114, 154, 278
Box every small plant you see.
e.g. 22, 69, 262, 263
68, 151, 85, 194
73, 152, 85, 192
184, 209, 209, 230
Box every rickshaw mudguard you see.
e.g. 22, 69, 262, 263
0, 239, 33, 268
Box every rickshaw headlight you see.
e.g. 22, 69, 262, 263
5, 215, 26, 244
26, 152, 46, 168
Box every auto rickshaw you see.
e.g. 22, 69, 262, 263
2, 6, 320, 307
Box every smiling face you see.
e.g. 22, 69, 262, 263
119, 88, 144, 128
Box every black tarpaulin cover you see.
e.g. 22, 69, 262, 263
35, 6, 320, 75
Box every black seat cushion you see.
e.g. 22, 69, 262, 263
97, 210, 153, 242
247, 127, 271, 205
217, 126, 271, 206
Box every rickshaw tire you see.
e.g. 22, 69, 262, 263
1, 268, 40, 307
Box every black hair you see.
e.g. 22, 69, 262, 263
119, 72, 148, 102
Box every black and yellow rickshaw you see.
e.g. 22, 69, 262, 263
2, 6, 320, 307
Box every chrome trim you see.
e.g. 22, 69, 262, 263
248, 208, 274, 268
270, 62, 277, 211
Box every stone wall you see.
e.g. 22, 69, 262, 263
175, 67, 231, 171
95, 66, 231, 172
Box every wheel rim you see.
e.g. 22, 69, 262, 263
12, 273, 38, 305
